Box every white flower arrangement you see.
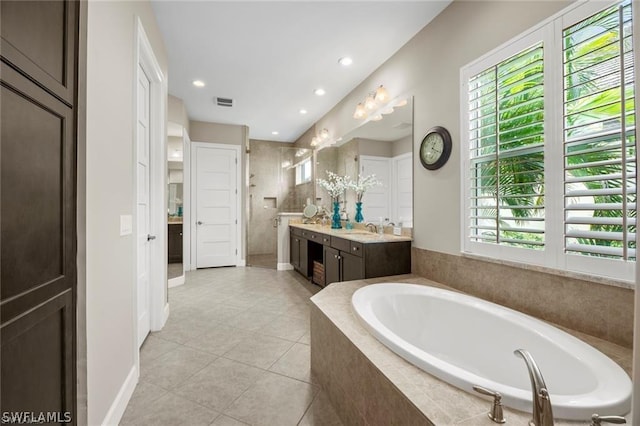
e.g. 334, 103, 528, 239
316, 171, 349, 203
349, 174, 382, 202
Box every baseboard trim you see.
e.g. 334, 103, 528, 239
277, 262, 293, 271
168, 274, 185, 288
100, 365, 137, 426
237, 259, 246, 267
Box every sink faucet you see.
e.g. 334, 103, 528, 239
514, 349, 554, 426
364, 222, 378, 233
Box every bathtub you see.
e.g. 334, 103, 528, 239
352, 283, 632, 421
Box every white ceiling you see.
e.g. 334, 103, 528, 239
152, 1, 450, 142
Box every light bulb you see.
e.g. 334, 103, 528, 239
320, 128, 330, 140
364, 94, 377, 111
381, 106, 394, 115
371, 114, 383, 121
353, 103, 367, 119
375, 85, 389, 103
394, 98, 408, 107
311, 136, 319, 147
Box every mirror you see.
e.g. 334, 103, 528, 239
315, 97, 413, 227
167, 132, 184, 280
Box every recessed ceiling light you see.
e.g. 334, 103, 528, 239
272, 131, 279, 135
314, 88, 326, 96
299, 109, 308, 115
192, 80, 205, 88
338, 57, 353, 66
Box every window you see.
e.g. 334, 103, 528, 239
462, 0, 635, 282
295, 157, 312, 185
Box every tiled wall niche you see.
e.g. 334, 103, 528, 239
412, 247, 633, 348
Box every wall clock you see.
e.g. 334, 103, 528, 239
419, 126, 452, 170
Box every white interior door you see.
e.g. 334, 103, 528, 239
360, 156, 390, 223
136, 64, 151, 347
194, 144, 238, 268
392, 153, 413, 226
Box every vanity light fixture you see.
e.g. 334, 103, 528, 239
338, 56, 353, 66
394, 98, 408, 108
320, 128, 330, 140
314, 88, 326, 96
282, 160, 292, 168
310, 136, 320, 147
353, 85, 393, 120
353, 103, 367, 119
192, 80, 205, 87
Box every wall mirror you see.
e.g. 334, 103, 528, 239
315, 97, 413, 227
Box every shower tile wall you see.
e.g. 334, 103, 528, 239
248, 140, 283, 256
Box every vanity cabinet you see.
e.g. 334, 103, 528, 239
290, 227, 309, 277
290, 226, 411, 287
168, 223, 183, 263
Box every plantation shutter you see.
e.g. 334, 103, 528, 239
563, 0, 636, 260
468, 43, 545, 248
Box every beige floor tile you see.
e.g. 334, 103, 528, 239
298, 331, 311, 345
258, 314, 309, 342
140, 334, 180, 364
210, 415, 249, 426
184, 324, 252, 356
142, 345, 216, 390
120, 381, 168, 424
224, 309, 280, 332
224, 371, 317, 426
120, 392, 218, 426
269, 342, 313, 383
223, 333, 294, 369
298, 391, 344, 426
174, 357, 263, 412
153, 315, 212, 345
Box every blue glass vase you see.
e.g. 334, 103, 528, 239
355, 201, 364, 223
331, 201, 342, 229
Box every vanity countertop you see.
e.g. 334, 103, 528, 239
289, 222, 412, 244
168, 218, 183, 224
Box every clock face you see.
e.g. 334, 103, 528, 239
419, 126, 452, 170
421, 133, 444, 165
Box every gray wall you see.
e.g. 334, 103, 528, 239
86, 1, 168, 423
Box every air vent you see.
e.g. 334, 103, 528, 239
216, 97, 233, 107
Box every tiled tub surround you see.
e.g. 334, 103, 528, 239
412, 247, 633, 348
310, 275, 632, 426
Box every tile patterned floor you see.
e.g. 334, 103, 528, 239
121, 267, 343, 426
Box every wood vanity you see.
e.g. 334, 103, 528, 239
289, 224, 411, 287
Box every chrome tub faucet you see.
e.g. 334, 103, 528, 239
514, 349, 554, 426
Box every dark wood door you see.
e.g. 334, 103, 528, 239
341, 252, 364, 282
323, 246, 340, 286
299, 238, 309, 277
290, 235, 300, 270
1, 0, 80, 422
168, 223, 183, 263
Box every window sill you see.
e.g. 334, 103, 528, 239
461, 251, 634, 290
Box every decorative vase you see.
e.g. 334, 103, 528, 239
331, 201, 342, 229
355, 201, 364, 223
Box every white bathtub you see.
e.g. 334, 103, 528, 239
351, 283, 632, 421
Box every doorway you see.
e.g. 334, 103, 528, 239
191, 143, 240, 268
167, 123, 185, 283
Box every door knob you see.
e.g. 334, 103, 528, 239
197, 221, 203, 225
147, 234, 156, 241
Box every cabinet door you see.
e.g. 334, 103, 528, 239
342, 252, 365, 281
324, 246, 340, 286
290, 235, 300, 270
299, 238, 309, 277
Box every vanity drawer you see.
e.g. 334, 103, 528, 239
290, 226, 303, 237
300, 229, 310, 239
331, 236, 351, 252
321, 235, 331, 245
308, 231, 322, 243
349, 241, 363, 257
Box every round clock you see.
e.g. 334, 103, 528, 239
419, 126, 452, 170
